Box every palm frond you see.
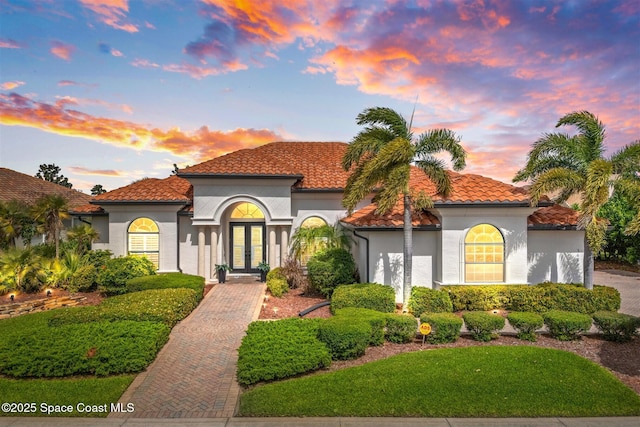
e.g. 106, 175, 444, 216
356, 107, 410, 140
374, 164, 411, 214
556, 111, 605, 162
414, 129, 467, 171
581, 159, 613, 219
610, 141, 640, 176
528, 168, 585, 206
415, 158, 452, 198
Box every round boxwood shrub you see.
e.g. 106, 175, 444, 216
307, 248, 357, 298
419, 312, 463, 344
592, 311, 640, 343
97, 256, 156, 296
331, 283, 395, 313
543, 310, 592, 341
507, 311, 544, 342
267, 278, 289, 297
384, 314, 418, 343
266, 267, 286, 282
317, 317, 371, 360
462, 311, 505, 342
408, 287, 453, 315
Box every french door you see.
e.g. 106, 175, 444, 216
230, 223, 265, 273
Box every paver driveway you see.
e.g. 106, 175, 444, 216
109, 282, 265, 419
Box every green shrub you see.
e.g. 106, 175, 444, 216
462, 311, 505, 342
96, 256, 156, 296
334, 308, 387, 346
307, 248, 357, 298
317, 317, 371, 360
331, 283, 395, 314
592, 311, 640, 343
49, 288, 199, 327
543, 310, 592, 341
237, 318, 330, 386
126, 273, 204, 299
384, 314, 418, 343
0, 320, 169, 377
419, 312, 463, 344
408, 287, 453, 315
267, 278, 289, 297
442, 284, 620, 314
507, 311, 544, 342
266, 267, 286, 282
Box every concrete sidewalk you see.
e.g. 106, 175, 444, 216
2, 416, 640, 426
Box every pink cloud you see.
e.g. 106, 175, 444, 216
0, 38, 22, 49
1, 81, 25, 90
78, 0, 138, 32
68, 166, 127, 177
50, 41, 76, 61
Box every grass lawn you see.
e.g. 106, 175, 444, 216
0, 375, 135, 417
239, 346, 640, 417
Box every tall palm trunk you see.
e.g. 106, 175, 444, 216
402, 193, 412, 311
583, 234, 594, 290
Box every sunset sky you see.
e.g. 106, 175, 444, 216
1, 0, 638, 193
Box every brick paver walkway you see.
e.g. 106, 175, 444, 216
109, 281, 265, 419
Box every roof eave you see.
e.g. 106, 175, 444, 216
434, 201, 535, 207
178, 173, 304, 180
90, 200, 189, 205
528, 224, 578, 230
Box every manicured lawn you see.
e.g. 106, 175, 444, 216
239, 346, 640, 417
0, 376, 135, 417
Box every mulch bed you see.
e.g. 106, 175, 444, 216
258, 288, 640, 395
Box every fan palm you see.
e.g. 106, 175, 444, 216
31, 195, 69, 259
67, 224, 100, 255
514, 110, 639, 289
342, 106, 466, 310
0, 200, 33, 248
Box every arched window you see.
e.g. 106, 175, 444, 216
128, 218, 159, 269
300, 216, 327, 228
464, 224, 504, 283
230, 202, 264, 219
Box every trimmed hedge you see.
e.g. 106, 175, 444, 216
317, 317, 371, 360
331, 283, 395, 314
592, 311, 640, 343
385, 314, 418, 343
543, 310, 592, 341
307, 248, 357, 298
419, 312, 463, 344
334, 308, 386, 346
96, 255, 156, 296
237, 318, 330, 386
267, 278, 289, 297
443, 283, 620, 314
408, 287, 453, 315
126, 273, 204, 299
463, 311, 505, 342
49, 288, 200, 327
0, 320, 169, 377
507, 311, 544, 342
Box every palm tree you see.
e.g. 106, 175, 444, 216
0, 200, 35, 248
31, 195, 69, 259
342, 106, 467, 310
290, 223, 352, 264
0, 247, 43, 292
66, 224, 100, 255
514, 110, 639, 289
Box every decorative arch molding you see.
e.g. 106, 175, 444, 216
292, 214, 331, 230
214, 195, 272, 222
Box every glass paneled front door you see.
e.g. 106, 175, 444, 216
230, 223, 265, 272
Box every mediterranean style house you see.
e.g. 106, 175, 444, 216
71, 142, 584, 301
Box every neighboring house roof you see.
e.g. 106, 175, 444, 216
91, 175, 191, 204
179, 142, 352, 190
0, 167, 92, 208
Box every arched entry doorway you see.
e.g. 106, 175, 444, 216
229, 202, 266, 273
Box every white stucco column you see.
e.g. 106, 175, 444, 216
210, 225, 219, 280
198, 226, 205, 277
280, 226, 289, 267
268, 226, 277, 268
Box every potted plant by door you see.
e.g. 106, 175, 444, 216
215, 264, 231, 283
257, 261, 270, 282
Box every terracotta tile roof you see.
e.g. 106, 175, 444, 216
0, 167, 92, 208
69, 203, 105, 214
341, 197, 440, 228
429, 171, 531, 204
180, 142, 351, 190
92, 175, 191, 204
528, 205, 580, 228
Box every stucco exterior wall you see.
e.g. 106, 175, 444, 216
361, 230, 438, 302
291, 192, 347, 229
527, 230, 584, 284
435, 207, 535, 285
96, 205, 182, 272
